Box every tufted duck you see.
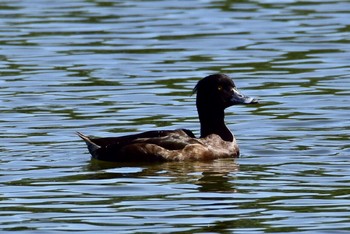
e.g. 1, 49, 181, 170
78, 74, 258, 162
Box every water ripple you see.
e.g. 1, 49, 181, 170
1, 0, 350, 232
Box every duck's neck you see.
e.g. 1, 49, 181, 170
197, 107, 233, 142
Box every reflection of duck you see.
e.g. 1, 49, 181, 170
86, 158, 239, 193
78, 74, 258, 162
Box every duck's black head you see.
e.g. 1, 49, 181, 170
193, 73, 258, 140
193, 73, 258, 110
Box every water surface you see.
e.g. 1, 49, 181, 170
1, 0, 350, 233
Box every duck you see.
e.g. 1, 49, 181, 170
78, 73, 258, 162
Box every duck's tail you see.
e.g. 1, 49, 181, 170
76, 132, 101, 157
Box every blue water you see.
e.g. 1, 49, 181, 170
1, 0, 350, 233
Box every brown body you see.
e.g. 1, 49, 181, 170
78, 130, 239, 162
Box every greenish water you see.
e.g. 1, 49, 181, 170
1, 0, 350, 233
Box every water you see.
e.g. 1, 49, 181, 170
1, 0, 350, 233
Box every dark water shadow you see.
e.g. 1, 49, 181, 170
83, 158, 239, 193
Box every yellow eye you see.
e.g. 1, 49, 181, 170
218, 86, 222, 91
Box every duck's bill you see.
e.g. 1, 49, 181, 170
230, 89, 258, 105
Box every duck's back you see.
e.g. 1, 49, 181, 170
78, 129, 239, 162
